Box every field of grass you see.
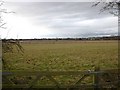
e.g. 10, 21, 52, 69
3, 40, 118, 71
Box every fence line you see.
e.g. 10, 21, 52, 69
2, 68, 119, 89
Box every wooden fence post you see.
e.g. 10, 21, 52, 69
94, 66, 100, 90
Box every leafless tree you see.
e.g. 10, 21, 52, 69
93, 1, 120, 87
92, 0, 119, 16
0, 1, 24, 69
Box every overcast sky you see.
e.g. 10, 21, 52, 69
1, 2, 118, 39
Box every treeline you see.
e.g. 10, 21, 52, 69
2, 36, 120, 41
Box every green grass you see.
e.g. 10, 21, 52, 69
3, 40, 118, 71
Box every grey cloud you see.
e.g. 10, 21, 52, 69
6, 2, 112, 18
4, 2, 118, 38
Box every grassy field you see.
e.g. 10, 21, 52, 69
3, 40, 118, 71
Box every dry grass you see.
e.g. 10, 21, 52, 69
3, 40, 118, 71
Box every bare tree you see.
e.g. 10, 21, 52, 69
0, 1, 24, 69
92, 0, 119, 16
